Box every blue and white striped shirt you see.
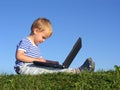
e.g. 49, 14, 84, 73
15, 37, 41, 66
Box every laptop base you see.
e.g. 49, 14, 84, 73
33, 61, 63, 69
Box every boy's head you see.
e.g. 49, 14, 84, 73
30, 17, 53, 38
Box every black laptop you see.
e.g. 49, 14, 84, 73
33, 37, 82, 69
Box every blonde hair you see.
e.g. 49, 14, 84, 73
30, 17, 53, 37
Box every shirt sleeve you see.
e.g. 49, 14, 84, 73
17, 38, 29, 52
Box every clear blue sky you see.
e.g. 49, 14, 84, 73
0, 0, 120, 74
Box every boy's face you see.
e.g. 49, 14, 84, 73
33, 28, 51, 45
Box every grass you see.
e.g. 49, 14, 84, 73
0, 65, 120, 90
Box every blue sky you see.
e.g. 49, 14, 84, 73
0, 0, 120, 74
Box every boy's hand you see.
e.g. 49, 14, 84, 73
36, 58, 46, 62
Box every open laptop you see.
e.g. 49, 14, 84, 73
33, 37, 82, 69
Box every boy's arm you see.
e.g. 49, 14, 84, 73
16, 50, 46, 63
16, 50, 59, 64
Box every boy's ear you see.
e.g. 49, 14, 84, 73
33, 28, 39, 34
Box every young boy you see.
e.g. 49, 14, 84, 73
14, 17, 95, 75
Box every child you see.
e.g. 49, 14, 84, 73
14, 17, 95, 75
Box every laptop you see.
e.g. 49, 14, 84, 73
33, 37, 82, 69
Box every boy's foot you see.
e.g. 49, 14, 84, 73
79, 57, 95, 72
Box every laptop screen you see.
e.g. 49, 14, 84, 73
62, 37, 82, 68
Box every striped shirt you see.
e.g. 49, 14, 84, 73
15, 37, 41, 66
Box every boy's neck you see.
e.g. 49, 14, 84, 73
28, 35, 37, 46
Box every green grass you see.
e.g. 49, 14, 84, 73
0, 66, 120, 90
